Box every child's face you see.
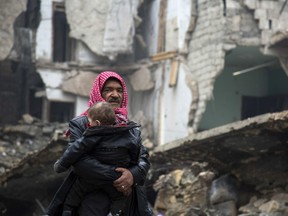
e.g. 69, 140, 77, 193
88, 117, 93, 125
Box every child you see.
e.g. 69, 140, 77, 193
54, 101, 141, 216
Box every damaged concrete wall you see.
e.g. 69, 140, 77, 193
35, 0, 53, 62
32, 0, 288, 143
37, 69, 75, 102
0, 0, 27, 61
160, 63, 193, 144
33, 0, 196, 144
165, 0, 193, 52
224, 0, 261, 46
102, 0, 142, 56
0, 0, 42, 126
128, 0, 197, 144
62, 71, 98, 115
186, 0, 288, 132
186, 0, 226, 132
244, 0, 288, 76
64, 0, 108, 58
65, 0, 142, 59
2, 0, 288, 215
132, 0, 288, 141
142, 0, 160, 56
243, 0, 288, 45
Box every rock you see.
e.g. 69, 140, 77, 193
259, 200, 281, 213
212, 200, 238, 216
209, 174, 239, 205
22, 114, 34, 124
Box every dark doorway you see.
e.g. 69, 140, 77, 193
241, 94, 288, 119
28, 89, 43, 119
49, 101, 74, 123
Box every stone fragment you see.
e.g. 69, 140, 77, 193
259, 200, 280, 213
128, 67, 154, 91
22, 114, 34, 124
212, 200, 237, 216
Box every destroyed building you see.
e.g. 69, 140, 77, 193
1, 0, 288, 215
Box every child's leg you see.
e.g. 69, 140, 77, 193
63, 178, 89, 214
104, 185, 128, 216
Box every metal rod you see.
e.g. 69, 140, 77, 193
232, 61, 276, 76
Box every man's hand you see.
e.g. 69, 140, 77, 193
113, 167, 134, 194
123, 187, 132, 196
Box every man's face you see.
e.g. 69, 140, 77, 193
101, 79, 123, 108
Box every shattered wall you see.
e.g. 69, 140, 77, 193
187, 0, 226, 132
2, 0, 288, 215
0, 0, 43, 126
244, 0, 288, 77
148, 1, 288, 214
128, 0, 197, 144
65, 0, 142, 59
0, 0, 27, 61
186, 0, 288, 132
5, 0, 288, 142
35, 0, 53, 61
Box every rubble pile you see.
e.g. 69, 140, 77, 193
152, 162, 215, 216
150, 111, 288, 216
0, 111, 288, 215
152, 163, 288, 216
0, 114, 68, 215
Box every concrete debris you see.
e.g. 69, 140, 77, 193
0, 114, 68, 215
22, 114, 35, 124
131, 110, 154, 148
65, 0, 142, 58
128, 66, 155, 91
0, 111, 288, 215
149, 110, 288, 215
153, 163, 288, 216
36, 60, 153, 74
0, 0, 27, 61
153, 162, 214, 216
64, 0, 108, 57
102, 0, 142, 58
62, 71, 98, 97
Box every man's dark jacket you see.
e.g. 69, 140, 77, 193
46, 116, 153, 216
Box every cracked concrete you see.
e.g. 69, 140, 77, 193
0, 0, 27, 60
65, 0, 142, 59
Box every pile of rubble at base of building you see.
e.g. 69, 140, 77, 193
0, 114, 68, 216
1, 111, 288, 216
152, 161, 288, 216
149, 111, 288, 216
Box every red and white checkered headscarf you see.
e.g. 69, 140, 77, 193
81, 71, 128, 124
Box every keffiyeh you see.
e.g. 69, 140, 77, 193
81, 71, 129, 124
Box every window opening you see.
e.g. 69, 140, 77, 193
52, 3, 76, 62
49, 101, 74, 123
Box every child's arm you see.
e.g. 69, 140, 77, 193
54, 135, 101, 173
54, 160, 68, 173
68, 117, 121, 181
